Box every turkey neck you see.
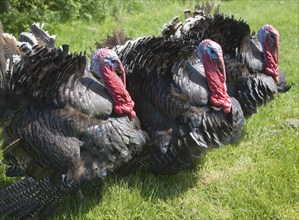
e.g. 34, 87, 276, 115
263, 35, 279, 82
100, 65, 124, 96
99, 64, 136, 119
202, 53, 231, 113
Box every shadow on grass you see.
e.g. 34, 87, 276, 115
0, 174, 21, 188
53, 181, 105, 219
52, 165, 201, 219
124, 169, 200, 200
0, 178, 12, 188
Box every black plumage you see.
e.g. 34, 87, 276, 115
0, 23, 147, 218
161, 10, 290, 117
104, 36, 245, 175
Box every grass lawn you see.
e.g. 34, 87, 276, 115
1, 0, 298, 219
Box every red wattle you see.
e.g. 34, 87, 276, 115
264, 66, 279, 82
119, 63, 126, 86
263, 35, 279, 82
204, 54, 232, 113
100, 65, 136, 119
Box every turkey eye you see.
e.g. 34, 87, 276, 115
102, 58, 110, 64
269, 33, 276, 43
111, 60, 118, 66
208, 47, 218, 58
210, 48, 216, 54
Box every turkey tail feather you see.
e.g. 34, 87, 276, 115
0, 177, 65, 219
95, 28, 131, 49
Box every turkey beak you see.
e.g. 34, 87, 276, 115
215, 57, 224, 75
268, 33, 279, 64
273, 36, 279, 64
113, 60, 126, 86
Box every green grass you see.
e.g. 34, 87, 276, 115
1, 0, 298, 219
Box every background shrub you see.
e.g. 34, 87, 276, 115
0, 0, 156, 35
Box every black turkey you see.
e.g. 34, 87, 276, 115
0, 22, 147, 219
96, 36, 245, 175
161, 7, 290, 117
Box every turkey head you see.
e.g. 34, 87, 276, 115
258, 24, 280, 82
91, 48, 136, 119
197, 39, 232, 113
